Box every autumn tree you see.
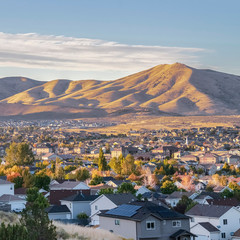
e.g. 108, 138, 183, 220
108, 157, 122, 174
121, 154, 135, 175
5, 142, 34, 166
160, 180, 178, 194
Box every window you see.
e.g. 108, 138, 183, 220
221, 232, 226, 238
146, 221, 155, 230
223, 219, 227, 225
115, 219, 120, 225
172, 220, 181, 227
95, 205, 98, 210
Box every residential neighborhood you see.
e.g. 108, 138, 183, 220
2, 120, 240, 239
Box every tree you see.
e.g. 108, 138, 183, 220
117, 182, 136, 194
89, 175, 104, 185
98, 188, 114, 195
5, 142, 34, 166
75, 168, 90, 181
54, 158, 65, 180
20, 188, 57, 240
108, 157, 122, 174
0, 222, 29, 240
34, 173, 51, 191
121, 154, 135, 175
160, 180, 178, 194
174, 195, 196, 214
98, 148, 108, 171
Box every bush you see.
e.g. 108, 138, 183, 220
77, 213, 88, 220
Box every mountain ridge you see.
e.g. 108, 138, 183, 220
1, 63, 240, 119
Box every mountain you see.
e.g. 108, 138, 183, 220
0, 77, 46, 100
1, 63, 240, 119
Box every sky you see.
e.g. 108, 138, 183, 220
0, 0, 239, 81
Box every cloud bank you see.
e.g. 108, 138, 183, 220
0, 32, 205, 73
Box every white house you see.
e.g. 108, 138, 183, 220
0, 194, 26, 211
46, 205, 71, 220
0, 179, 14, 197
60, 193, 98, 219
90, 193, 137, 226
165, 192, 196, 207
186, 204, 240, 240
190, 222, 220, 240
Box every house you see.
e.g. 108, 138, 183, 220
165, 192, 196, 207
199, 153, 220, 164
0, 179, 14, 197
0, 194, 26, 211
233, 229, 240, 240
46, 205, 71, 220
190, 222, 220, 240
193, 191, 221, 205
135, 186, 152, 196
206, 198, 240, 206
90, 193, 137, 226
49, 181, 90, 205
60, 193, 98, 219
186, 204, 240, 240
99, 201, 195, 240
42, 153, 62, 161
106, 179, 132, 188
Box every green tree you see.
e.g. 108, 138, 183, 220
98, 188, 114, 195
117, 182, 136, 194
160, 180, 178, 194
0, 222, 29, 240
174, 195, 197, 214
34, 173, 51, 190
5, 142, 34, 166
20, 188, 57, 240
75, 168, 90, 181
98, 148, 108, 171
13, 176, 24, 189
89, 175, 104, 185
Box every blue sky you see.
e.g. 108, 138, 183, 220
0, 0, 239, 80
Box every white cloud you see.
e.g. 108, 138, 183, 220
0, 32, 205, 72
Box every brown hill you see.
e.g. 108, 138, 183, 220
0, 77, 45, 100
1, 63, 240, 119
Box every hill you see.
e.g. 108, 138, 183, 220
0, 77, 45, 100
1, 63, 240, 119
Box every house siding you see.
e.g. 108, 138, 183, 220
99, 216, 137, 240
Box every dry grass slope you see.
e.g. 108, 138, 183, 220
1, 63, 240, 118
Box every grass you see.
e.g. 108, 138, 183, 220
54, 221, 122, 240
0, 211, 122, 240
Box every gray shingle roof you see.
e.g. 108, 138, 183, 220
166, 191, 194, 199
0, 179, 12, 185
62, 193, 98, 202
46, 205, 71, 213
186, 204, 232, 217
104, 193, 137, 205
198, 222, 220, 232
100, 201, 189, 221
0, 194, 23, 202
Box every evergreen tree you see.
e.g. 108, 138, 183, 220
98, 148, 107, 171
20, 188, 57, 240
